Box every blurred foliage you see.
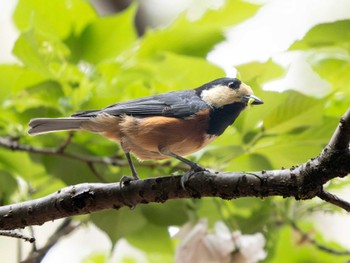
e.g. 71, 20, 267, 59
0, 0, 350, 262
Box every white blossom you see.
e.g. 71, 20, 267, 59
174, 219, 267, 263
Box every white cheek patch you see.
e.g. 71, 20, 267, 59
200, 83, 255, 108
200, 85, 239, 108
237, 83, 254, 98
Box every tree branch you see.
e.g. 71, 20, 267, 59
317, 190, 350, 212
0, 230, 35, 243
328, 106, 350, 151
0, 106, 349, 230
292, 222, 350, 255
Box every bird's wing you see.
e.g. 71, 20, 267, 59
72, 90, 209, 118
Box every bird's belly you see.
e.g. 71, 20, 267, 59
129, 134, 216, 160
119, 110, 214, 160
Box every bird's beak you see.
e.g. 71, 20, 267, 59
242, 95, 264, 105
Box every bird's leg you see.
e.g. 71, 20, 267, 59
119, 151, 139, 187
120, 140, 139, 187
124, 152, 139, 180
159, 148, 206, 189
166, 152, 204, 171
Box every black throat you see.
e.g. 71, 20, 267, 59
207, 103, 246, 136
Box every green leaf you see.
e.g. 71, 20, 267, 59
138, 0, 259, 58
0, 170, 18, 204
140, 200, 189, 227
237, 59, 285, 85
324, 93, 350, 118
65, 0, 97, 36
0, 148, 44, 179
126, 222, 173, 262
91, 207, 147, 244
13, 29, 70, 74
148, 52, 225, 90
232, 198, 273, 233
253, 118, 337, 167
78, 5, 137, 64
263, 91, 326, 134
30, 154, 98, 185
0, 148, 61, 201
288, 20, 350, 102
290, 20, 350, 51
307, 54, 350, 96
199, 144, 245, 171
226, 153, 272, 172
7, 81, 64, 113
13, 0, 96, 38
139, 19, 224, 58
14, 0, 71, 38
196, 199, 228, 226
30, 176, 66, 199
254, 136, 322, 168
0, 65, 47, 100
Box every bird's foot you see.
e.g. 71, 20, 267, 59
119, 173, 140, 188
118, 175, 139, 209
180, 164, 207, 190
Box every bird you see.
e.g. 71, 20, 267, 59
28, 78, 263, 187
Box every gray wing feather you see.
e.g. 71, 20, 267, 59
72, 90, 209, 118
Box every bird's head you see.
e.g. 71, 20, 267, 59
196, 78, 263, 108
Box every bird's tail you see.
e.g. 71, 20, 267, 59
28, 117, 88, 136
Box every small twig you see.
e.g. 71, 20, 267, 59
87, 162, 107, 183
28, 226, 37, 251
0, 136, 126, 165
0, 230, 35, 243
56, 132, 74, 153
0, 136, 179, 170
317, 190, 350, 212
292, 222, 350, 256
21, 219, 80, 263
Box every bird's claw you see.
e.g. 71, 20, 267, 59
180, 165, 207, 190
119, 175, 138, 188
118, 176, 139, 209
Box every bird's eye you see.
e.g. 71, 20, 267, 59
228, 81, 239, 89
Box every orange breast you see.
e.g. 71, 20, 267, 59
119, 109, 214, 160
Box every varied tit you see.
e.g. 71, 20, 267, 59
28, 78, 263, 186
